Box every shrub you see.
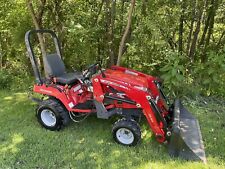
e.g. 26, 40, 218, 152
192, 52, 225, 96
159, 50, 190, 96
0, 69, 13, 90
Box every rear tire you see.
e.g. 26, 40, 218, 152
112, 118, 141, 146
36, 99, 70, 131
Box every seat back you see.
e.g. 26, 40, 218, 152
44, 53, 66, 77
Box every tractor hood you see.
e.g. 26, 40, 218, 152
104, 69, 149, 88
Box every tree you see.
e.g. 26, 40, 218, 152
117, 0, 136, 66
105, 0, 116, 66
178, 0, 185, 54
188, 0, 205, 61
0, 0, 224, 94
27, 0, 46, 58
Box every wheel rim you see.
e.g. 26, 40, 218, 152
40, 109, 56, 127
116, 128, 134, 145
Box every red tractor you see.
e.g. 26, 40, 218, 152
25, 29, 206, 162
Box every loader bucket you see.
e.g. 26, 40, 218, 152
168, 99, 206, 163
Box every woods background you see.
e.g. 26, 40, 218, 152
0, 0, 225, 97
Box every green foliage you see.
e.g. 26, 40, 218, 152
159, 51, 188, 96
193, 51, 225, 96
157, 50, 225, 97
156, 50, 225, 97
0, 0, 225, 98
0, 60, 32, 91
0, 69, 12, 90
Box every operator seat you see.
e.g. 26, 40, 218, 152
44, 54, 83, 85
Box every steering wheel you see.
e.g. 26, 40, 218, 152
83, 63, 100, 79
83, 62, 106, 81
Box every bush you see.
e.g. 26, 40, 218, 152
158, 50, 225, 98
0, 60, 32, 91
192, 52, 225, 96
159, 50, 190, 96
0, 69, 13, 90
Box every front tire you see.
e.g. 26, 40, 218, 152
112, 118, 141, 146
36, 99, 70, 131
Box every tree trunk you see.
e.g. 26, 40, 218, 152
186, 21, 194, 55
0, 32, 8, 68
48, 0, 65, 57
97, 37, 101, 62
120, 1, 125, 35
142, 0, 147, 16
117, 0, 135, 66
27, 0, 46, 58
216, 30, 225, 48
204, 0, 218, 48
186, 1, 196, 55
105, 0, 116, 67
94, 0, 104, 25
188, 0, 205, 61
109, 0, 116, 66
0, 33, 2, 69
0, 52, 2, 70
178, 1, 185, 54
53, 0, 64, 37
199, 0, 211, 47
201, 0, 218, 62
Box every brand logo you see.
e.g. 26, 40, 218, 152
100, 79, 129, 90
40, 89, 53, 94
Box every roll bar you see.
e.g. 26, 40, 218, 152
25, 29, 62, 84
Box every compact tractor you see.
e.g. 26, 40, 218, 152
25, 29, 206, 162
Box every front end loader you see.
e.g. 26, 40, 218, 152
25, 29, 206, 163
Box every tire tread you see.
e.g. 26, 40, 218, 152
112, 118, 141, 146
36, 99, 70, 130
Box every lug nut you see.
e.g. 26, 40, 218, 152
166, 131, 172, 136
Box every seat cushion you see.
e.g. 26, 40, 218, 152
44, 54, 66, 77
55, 72, 83, 85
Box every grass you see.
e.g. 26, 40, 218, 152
0, 90, 225, 169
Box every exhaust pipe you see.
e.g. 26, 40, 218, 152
168, 99, 206, 163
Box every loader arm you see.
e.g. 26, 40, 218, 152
92, 75, 168, 143
93, 67, 206, 162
